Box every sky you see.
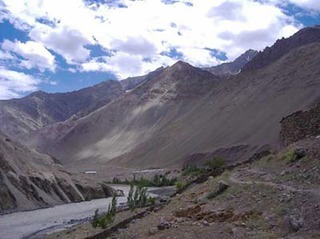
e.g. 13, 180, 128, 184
0, 0, 319, 99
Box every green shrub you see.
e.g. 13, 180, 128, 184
175, 181, 184, 190
204, 157, 226, 171
148, 196, 156, 205
281, 149, 305, 163
127, 184, 148, 211
92, 194, 117, 229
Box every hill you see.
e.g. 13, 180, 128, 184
0, 132, 114, 213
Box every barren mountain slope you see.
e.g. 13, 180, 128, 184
34, 62, 219, 170
0, 132, 114, 213
33, 29, 320, 176
0, 80, 123, 140
120, 66, 165, 91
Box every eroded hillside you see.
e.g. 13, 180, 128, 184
0, 132, 114, 213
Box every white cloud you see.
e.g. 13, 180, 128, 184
288, 0, 320, 11
1, 0, 314, 79
1, 39, 56, 71
81, 53, 175, 79
29, 26, 92, 64
0, 67, 39, 99
110, 36, 158, 56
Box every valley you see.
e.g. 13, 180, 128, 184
0, 185, 165, 239
0, 24, 320, 239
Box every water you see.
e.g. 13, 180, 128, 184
0, 185, 139, 239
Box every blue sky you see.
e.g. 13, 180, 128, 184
0, 0, 319, 99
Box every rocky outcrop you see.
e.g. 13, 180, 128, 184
280, 103, 320, 146
75, 183, 114, 201
243, 26, 320, 72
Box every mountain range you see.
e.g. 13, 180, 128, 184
1, 25, 320, 212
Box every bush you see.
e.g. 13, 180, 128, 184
92, 194, 117, 229
281, 149, 305, 163
204, 157, 226, 171
127, 184, 148, 211
148, 196, 156, 205
175, 181, 184, 190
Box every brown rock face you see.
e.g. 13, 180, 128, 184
280, 103, 320, 146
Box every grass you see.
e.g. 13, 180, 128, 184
280, 149, 298, 163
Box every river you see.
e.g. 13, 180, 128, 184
0, 185, 161, 239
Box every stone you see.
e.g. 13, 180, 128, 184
288, 215, 304, 232
148, 227, 158, 235
157, 220, 172, 230
206, 181, 229, 199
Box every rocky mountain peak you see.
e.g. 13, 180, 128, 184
29, 90, 48, 99
204, 49, 258, 76
167, 61, 208, 77
243, 25, 320, 72
236, 49, 258, 62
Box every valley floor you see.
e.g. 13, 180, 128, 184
40, 137, 320, 239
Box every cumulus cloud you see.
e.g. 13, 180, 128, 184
110, 36, 158, 56
1, 39, 56, 71
29, 27, 92, 64
0, 67, 39, 99
0, 0, 317, 80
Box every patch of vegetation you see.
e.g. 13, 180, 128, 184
175, 181, 184, 190
127, 184, 148, 211
281, 149, 298, 163
147, 196, 156, 205
110, 174, 177, 187
182, 157, 226, 176
281, 148, 305, 164
181, 165, 203, 176
92, 194, 117, 229
204, 157, 226, 171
